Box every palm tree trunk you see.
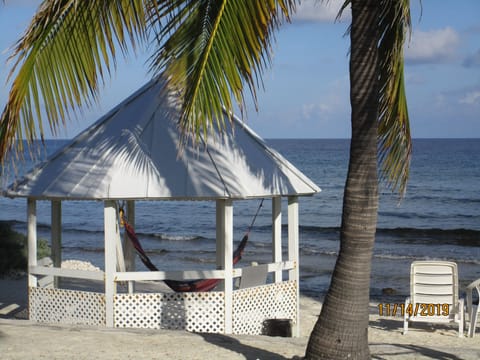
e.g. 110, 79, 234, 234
305, 1, 380, 359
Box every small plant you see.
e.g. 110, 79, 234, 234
0, 221, 51, 275
37, 237, 51, 260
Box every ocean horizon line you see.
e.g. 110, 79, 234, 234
12, 137, 480, 142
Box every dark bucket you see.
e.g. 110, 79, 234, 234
261, 318, 292, 337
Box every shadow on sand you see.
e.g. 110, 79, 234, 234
370, 343, 464, 360
198, 332, 304, 360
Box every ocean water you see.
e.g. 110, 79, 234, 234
1, 138, 479, 302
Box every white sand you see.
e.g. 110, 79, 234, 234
1, 275, 479, 359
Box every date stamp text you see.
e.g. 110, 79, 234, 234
378, 303, 450, 317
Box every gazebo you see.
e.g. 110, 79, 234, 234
5, 78, 320, 336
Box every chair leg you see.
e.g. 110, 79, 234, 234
458, 299, 464, 338
469, 306, 478, 338
403, 298, 410, 335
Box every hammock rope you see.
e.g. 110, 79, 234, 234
119, 199, 264, 292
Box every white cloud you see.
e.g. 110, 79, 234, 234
405, 27, 460, 64
2, 0, 42, 8
463, 49, 480, 68
302, 103, 331, 119
301, 77, 349, 121
293, 0, 350, 23
405, 71, 426, 85
434, 93, 447, 107
459, 90, 480, 105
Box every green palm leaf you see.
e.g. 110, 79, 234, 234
148, 0, 296, 141
0, 0, 152, 162
377, 0, 412, 195
340, 0, 412, 196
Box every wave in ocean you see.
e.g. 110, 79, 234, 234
7, 218, 480, 247
373, 254, 480, 265
300, 225, 480, 246
297, 246, 480, 264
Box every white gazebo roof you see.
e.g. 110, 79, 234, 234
5, 78, 320, 200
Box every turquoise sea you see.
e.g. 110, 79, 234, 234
1, 138, 479, 302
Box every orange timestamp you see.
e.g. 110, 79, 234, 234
377, 303, 450, 317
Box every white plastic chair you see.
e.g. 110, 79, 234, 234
403, 261, 464, 337
466, 278, 480, 337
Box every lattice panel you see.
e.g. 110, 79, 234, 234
114, 291, 225, 333
232, 280, 297, 335
29, 287, 105, 326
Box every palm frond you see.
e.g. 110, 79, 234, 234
0, 0, 153, 163
377, 0, 412, 196
148, 0, 297, 141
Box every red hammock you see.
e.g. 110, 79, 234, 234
119, 200, 262, 292
122, 220, 249, 292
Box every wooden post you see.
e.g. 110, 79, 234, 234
124, 200, 136, 293
216, 199, 233, 334
104, 200, 117, 327
27, 198, 37, 288
272, 197, 282, 283
288, 196, 300, 337
51, 200, 62, 288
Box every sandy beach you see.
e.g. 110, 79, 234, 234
1, 275, 479, 359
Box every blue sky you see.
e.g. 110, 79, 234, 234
0, 0, 479, 139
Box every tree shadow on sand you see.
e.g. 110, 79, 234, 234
371, 317, 463, 334
197, 333, 303, 360
370, 318, 467, 360
370, 343, 465, 360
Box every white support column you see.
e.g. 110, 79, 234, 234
272, 196, 282, 283
288, 196, 300, 337
216, 201, 225, 272
124, 200, 136, 293
216, 201, 226, 292
116, 235, 126, 273
104, 200, 118, 327
124, 201, 136, 271
27, 198, 37, 288
216, 199, 233, 334
115, 205, 126, 273
51, 200, 62, 288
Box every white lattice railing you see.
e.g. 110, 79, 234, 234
114, 291, 225, 332
233, 281, 297, 335
29, 287, 106, 326
28, 281, 296, 334
112, 281, 296, 334
28, 260, 297, 335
